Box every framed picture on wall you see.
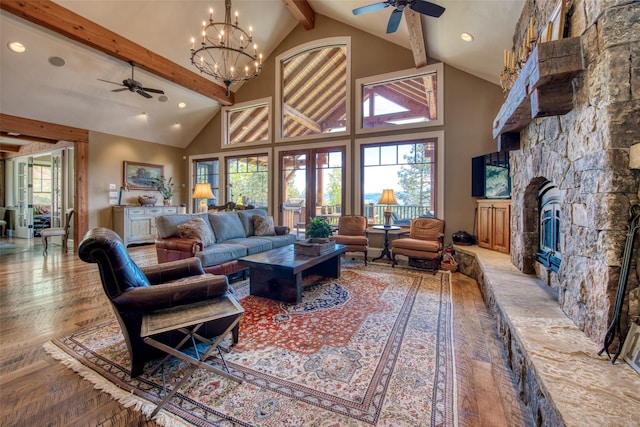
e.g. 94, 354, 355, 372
123, 161, 164, 190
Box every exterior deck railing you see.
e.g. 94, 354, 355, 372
282, 205, 432, 231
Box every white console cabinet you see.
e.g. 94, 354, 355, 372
112, 206, 178, 247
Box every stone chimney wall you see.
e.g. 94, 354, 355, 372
509, 0, 640, 342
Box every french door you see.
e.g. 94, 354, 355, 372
14, 156, 33, 239
279, 147, 345, 230
50, 149, 64, 228
11, 148, 74, 239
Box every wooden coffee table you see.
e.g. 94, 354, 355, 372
238, 244, 347, 303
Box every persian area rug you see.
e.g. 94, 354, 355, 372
44, 264, 455, 427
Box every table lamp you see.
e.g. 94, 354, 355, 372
378, 189, 397, 226
192, 183, 215, 213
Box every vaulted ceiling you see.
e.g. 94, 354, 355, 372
0, 0, 524, 150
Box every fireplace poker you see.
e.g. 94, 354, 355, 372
598, 203, 640, 363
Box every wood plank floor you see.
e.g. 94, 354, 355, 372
0, 237, 533, 426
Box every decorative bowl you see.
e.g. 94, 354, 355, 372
138, 195, 157, 206
452, 230, 475, 245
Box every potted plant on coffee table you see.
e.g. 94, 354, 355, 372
305, 217, 333, 241
296, 217, 335, 256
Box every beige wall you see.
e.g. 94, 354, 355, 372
443, 65, 504, 236
88, 132, 187, 229
185, 14, 418, 156
184, 14, 504, 242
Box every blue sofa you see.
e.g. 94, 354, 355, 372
155, 208, 295, 275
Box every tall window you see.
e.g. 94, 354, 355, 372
222, 98, 271, 147
193, 159, 218, 211
32, 164, 52, 205
356, 63, 444, 134
362, 140, 436, 224
277, 38, 350, 141
226, 155, 269, 209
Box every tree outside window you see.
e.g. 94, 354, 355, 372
363, 140, 436, 223
396, 142, 435, 209
226, 155, 269, 208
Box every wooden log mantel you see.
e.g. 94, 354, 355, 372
492, 37, 584, 144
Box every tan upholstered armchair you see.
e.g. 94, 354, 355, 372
330, 215, 369, 265
391, 217, 445, 272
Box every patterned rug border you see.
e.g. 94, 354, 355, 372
44, 265, 456, 427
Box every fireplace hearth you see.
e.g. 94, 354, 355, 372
505, 0, 639, 344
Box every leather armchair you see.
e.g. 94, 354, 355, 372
78, 227, 238, 377
391, 217, 445, 272
330, 215, 369, 265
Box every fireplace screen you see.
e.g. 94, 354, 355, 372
537, 183, 561, 271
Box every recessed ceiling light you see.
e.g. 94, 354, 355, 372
7, 41, 26, 53
48, 56, 66, 67
461, 33, 474, 42
158, 95, 168, 102
178, 102, 187, 109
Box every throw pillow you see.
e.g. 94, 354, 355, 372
208, 213, 246, 241
253, 215, 275, 236
177, 218, 215, 247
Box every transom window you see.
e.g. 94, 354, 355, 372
222, 98, 271, 147
276, 38, 350, 141
356, 63, 443, 134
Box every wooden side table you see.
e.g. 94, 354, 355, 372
371, 225, 401, 262
141, 293, 244, 419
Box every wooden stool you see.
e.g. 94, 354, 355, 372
42, 209, 73, 256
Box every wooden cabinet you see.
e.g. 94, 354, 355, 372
476, 200, 511, 254
113, 206, 178, 247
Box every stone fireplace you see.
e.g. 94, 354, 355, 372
508, 0, 640, 344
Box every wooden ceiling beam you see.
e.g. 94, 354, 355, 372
0, 144, 21, 153
0, 114, 88, 143
0, 131, 58, 145
284, 105, 321, 133
282, 0, 315, 30
0, 0, 233, 105
405, 8, 428, 68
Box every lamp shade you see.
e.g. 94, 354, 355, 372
378, 189, 398, 205
192, 183, 215, 213
192, 183, 215, 200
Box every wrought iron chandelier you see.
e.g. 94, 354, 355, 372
190, 0, 263, 97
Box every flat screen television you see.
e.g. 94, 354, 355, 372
471, 151, 511, 198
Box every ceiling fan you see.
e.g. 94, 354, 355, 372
352, 0, 445, 34
98, 61, 165, 99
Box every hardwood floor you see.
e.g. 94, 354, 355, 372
0, 237, 533, 426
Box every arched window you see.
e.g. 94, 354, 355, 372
276, 37, 350, 142
537, 182, 561, 271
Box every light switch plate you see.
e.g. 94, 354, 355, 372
109, 191, 118, 198
109, 198, 117, 205
109, 183, 117, 190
